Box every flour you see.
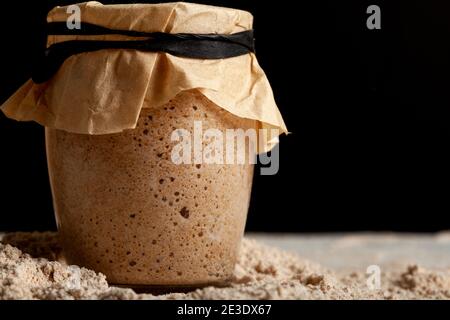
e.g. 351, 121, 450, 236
1, 232, 449, 300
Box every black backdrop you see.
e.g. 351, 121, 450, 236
1, 0, 449, 232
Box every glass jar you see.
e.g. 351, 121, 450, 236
46, 90, 256, 288
1, 2, 287, 290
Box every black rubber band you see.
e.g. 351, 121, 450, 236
32, 22, 255, 83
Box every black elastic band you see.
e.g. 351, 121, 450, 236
32, 22, 255, 83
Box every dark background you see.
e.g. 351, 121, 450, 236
1, 0, 449, 232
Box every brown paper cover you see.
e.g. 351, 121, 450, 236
1, 2, 287, 152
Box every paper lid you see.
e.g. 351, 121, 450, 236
1, 2, 287, 152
